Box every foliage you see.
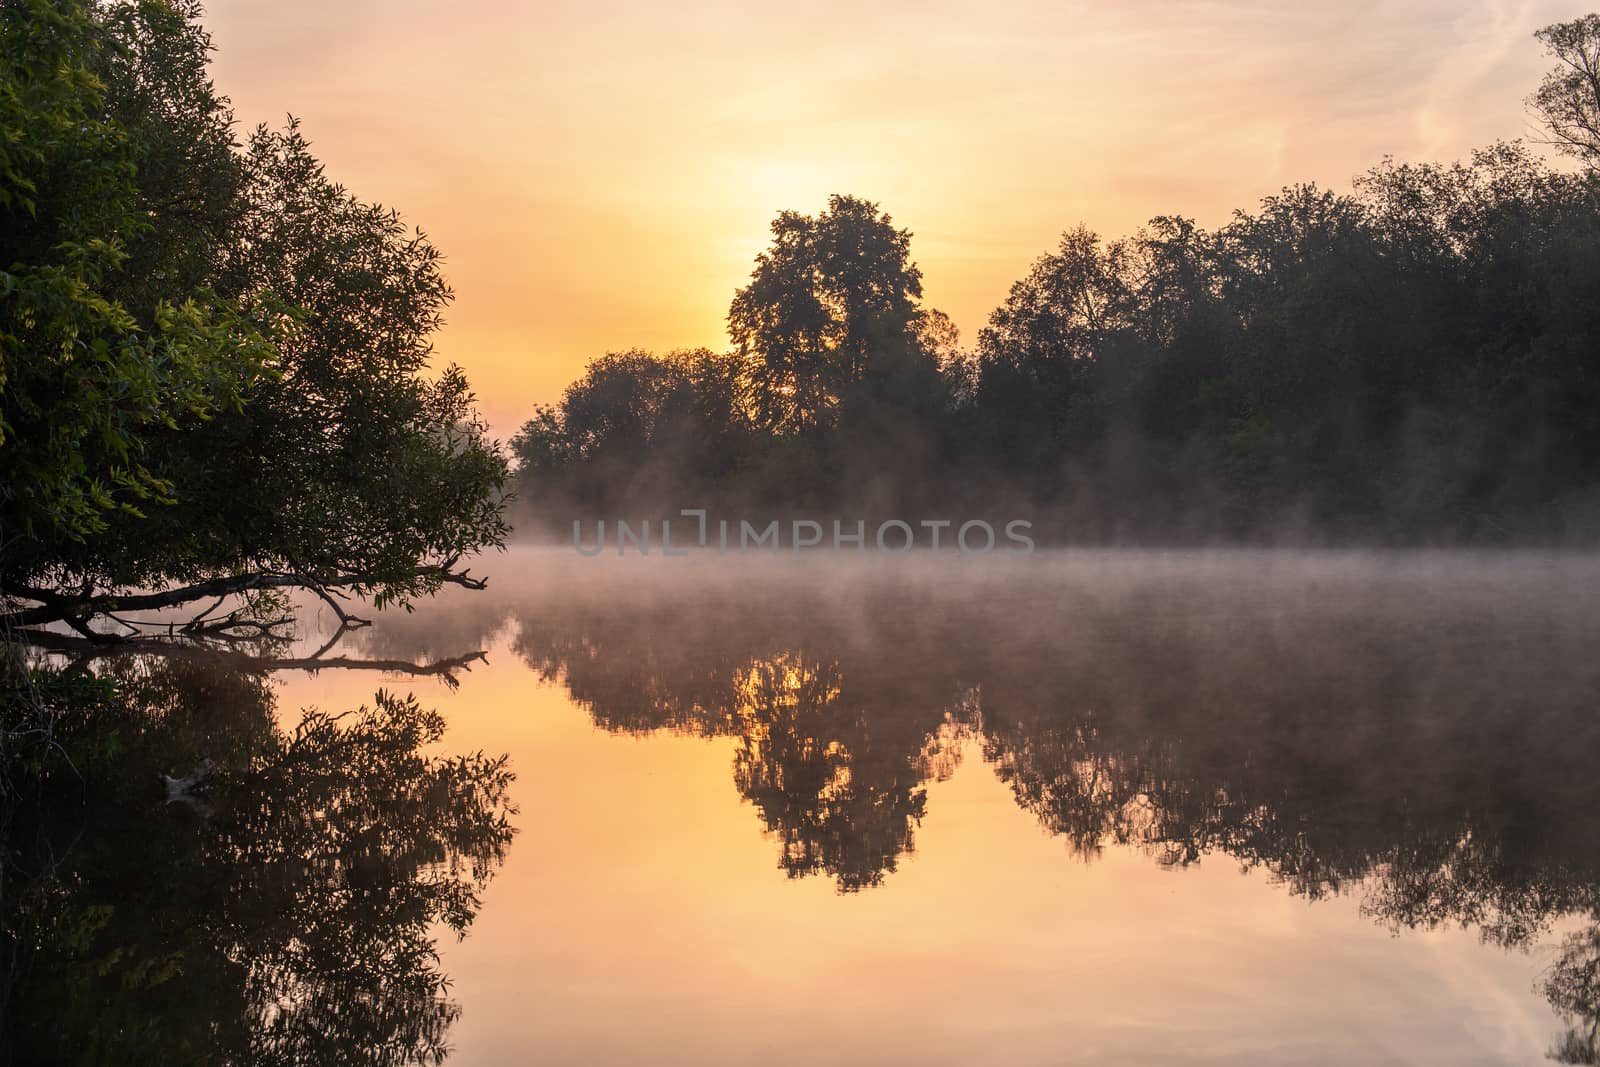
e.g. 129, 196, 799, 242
510, 16, 1600, 543
728, 194, 928, 435
1532, 14, 1600, 164
512, 347, 752, 518
0, 658, 514, 1066
1, 0, 507, 625
0, 0, 275, 547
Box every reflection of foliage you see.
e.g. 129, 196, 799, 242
1362, 834, 1600, 950
221, 693, 514, 1065
1, 658, 515, 1066
731, 654, 933, 891
494, 555, 1600, 1045
1548, 927, 1600, 1063
508, 580, 972, 892
986, 721, 1160, 862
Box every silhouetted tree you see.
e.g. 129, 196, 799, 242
1532, 15, 1600, 165
511, 348, 749, 521
728, 195, 928, 434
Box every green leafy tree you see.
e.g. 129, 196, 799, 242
1, 2, 508, 633
0, 0, 275, 549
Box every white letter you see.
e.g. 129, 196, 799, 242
1005, 520, 1035, 553
617, 520, 650, 556
741, 520, 779, 552
958, 520, 995, 554
661, 519, 688, 556
793, 519, 823, 551
680, 508, 708, 546
574, 519, 605, 557
834, 519, 865, 551
876, 520, 914, 554
920, 519, 951, 550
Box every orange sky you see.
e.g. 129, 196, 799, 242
205, 0, 1573, 436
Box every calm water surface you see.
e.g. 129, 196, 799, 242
23, 548, 1600, 1065
283, 548, 1600, 1065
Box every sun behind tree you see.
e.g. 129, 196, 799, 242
728, 194, 932, 435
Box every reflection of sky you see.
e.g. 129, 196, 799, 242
264, 547, 1600, 1064
205, 0, 1572, 433
275, 637, 1563, 1067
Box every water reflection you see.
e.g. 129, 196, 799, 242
1, 656, 515, 1066
11, 551, 1600, 1062
355, 551, 1600, 1060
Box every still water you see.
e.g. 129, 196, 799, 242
15, 548, 1600, 1064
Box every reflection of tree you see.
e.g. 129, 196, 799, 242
1, 657, 515, 1066
498, 556, 1600, 1048
986, 720, 1173, 863
507, 582, 973, 891
19, 620, 491, 689
731, 653, 942, 891
1548, 928, 1600, 1063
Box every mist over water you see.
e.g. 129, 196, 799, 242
273, 546, 1600, 1064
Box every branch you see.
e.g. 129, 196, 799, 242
305, 582, 370, 630
1, 561, 487, 629
9, 629, 490, 689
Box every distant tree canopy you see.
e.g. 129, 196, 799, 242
0, 0, 507, 632
515, 16, 1600, 544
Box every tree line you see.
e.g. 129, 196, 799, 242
514, 15, 1600, 545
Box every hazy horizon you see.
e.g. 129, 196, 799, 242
204, 0, 1579, 435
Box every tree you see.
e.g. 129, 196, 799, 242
728, 195, 925, 434
1, 2, 508, 636
507, 19, 1600, 544
974, 225, 1131, 464
1532, 15, 1600, 165
0, 0, 275, 549
509, 347, 748, 521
